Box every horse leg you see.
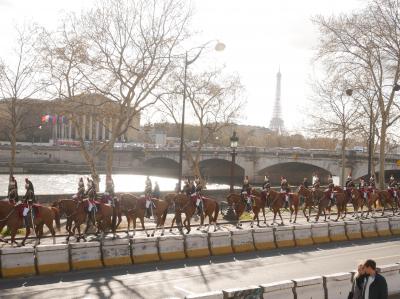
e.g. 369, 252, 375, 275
126, 215, 131, 236
271, 210, 277, 225
289, 207, 293, 223
21, 227, 30, 247
197, 213, 204, 231
186, 217, 191, 234
278, 210, 284, 225
140, 217, 148, 237
294, 205, 298, 223
262, 207, 266, 224
303, 205, 308, 222
170, 215, 176, 232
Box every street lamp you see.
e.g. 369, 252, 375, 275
230, 131, 239, 192
177, 41, 226, 191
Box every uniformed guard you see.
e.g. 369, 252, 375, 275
194, 176, 203, 215
145, 175, 153, 218
104, 176, 115, 205
344, 173, 355, 198
280, 176, 290, 208
24, 178, 35, 203
388, 175, 398, 199
312, 176, 320, 191
262, 176, 270, 191
153, 181, 161, 199
327, 175, 335, 207
359, 177, 368, 201
302, 177, 310, 189
75, 177, 85, 201
368, 175, 376, 194
8, 175, 18, 202
241, 176, 252, 212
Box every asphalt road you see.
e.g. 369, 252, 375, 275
1, 236, 400, 299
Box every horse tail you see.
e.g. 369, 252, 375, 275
213, 202, 220, 223
51, 207, 61, 231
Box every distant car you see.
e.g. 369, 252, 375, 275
353, 146, 366, 153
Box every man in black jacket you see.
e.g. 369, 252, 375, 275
362, 259, 388, 299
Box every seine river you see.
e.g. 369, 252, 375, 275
0, 174, 230, 196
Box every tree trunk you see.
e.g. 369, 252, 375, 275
378, 121, 387, 189
341, 134, 346, 187
9, 131, 16, 175
89, 162, 100, 192
105, 142, 114, 186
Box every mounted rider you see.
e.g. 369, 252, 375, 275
344, 173, 355, 198
86, 177, 97, 199
241, 176, 252, 212
262, 176, 271, 191
153, 181, 161, 199
312, 175, 320, 191
24, 178, 36, 203
327, 174, 335, 207
104, 176, 115, 206
358, 177, 368, 202
302, 177, 310, 189
280, 176, 291, 208
8, 175, 18, 203
388, 175, 398, 200
145, 175, 153, 218
194, 176, 204, 215
369, 175, 376, 192
74, 177, 85, 201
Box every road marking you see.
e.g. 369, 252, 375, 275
174, 285, 194, 295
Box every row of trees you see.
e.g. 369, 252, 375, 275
311, 0, 400, 188
0, 0, 244, 189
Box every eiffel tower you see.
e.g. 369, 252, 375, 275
269, 69, 285, 134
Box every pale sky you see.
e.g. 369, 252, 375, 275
0, 0, 362, 132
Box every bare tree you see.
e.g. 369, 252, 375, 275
0, 25, 46, 174
314, 0, 400, 188
78, 0, 191, 185
309, 74, 360, 186
159, 67, 244, 181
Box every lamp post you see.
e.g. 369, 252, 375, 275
177, 41, 226, 191
229, 131, 239, 192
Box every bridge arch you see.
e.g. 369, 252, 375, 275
199, 158, 244, 184
143, 157, 179, 177
258, 162, 332, 185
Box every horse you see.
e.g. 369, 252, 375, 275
124, 196, 151, 237
314, 188, 346, 222
350, 188, 378, 218
376, 190, 397, 216
297, 185, 316, 222
265, 189, 300, 225
171, 192, 219, 234
52, 199, 87, 242
226, 191, 266, 228
312, 189, 331, 222
150, 195, 174, 236
118, 193, 139, 236
0, 200, 60, 246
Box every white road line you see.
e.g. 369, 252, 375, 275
174, 285, 194, 295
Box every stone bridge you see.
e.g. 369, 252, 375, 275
2, 145, 400, 185
141, 147, 400, 184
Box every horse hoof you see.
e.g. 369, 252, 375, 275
240, 223, 243, 227
196, 227, 200, 231
161, 233, 164, 236
151, 234, 154, 237
146, 234, 150, 237
169, 229, 173, 232
263, 221, 266, 224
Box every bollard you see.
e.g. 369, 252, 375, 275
345, 221, 362, 240
360, 219, 378, 238
293, 276, 324, 299
158, 235, 186, 261
208, 231, 233, 256
252, 227, 276, 250
222, 285, 263, 299
376, 218, 392, 237
311, 223, 330, 244
389, 217, 400, 235
377, 264, 400, 296
0, 246, 36, 278
328, 222, 347, 241
293, 224, 314, 246
131, 236, 160, 264
185, 233, 210, 258
102, 238, 132, 267
231, 229, 255, 253
70, 241, 103, 270
36, 244, 70, 275
274, 226, 295, 248
260, 280, 295, 299
323, 272, 352, 299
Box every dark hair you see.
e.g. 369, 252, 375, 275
364, 259, 376, 270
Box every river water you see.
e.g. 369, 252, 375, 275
0, 174, 230, 196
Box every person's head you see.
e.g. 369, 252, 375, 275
363, 259, 377, 275
25, 178, 28, 183
357, 263, 366, 276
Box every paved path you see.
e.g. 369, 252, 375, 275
1, 236, 399, 298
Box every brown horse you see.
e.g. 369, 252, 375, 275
312, 189, 331, 222
53, 199, 87, 242
150, 195, 174, 236
118, 193, 140, 236
125, 196, 150, 237
264, 189, 299, 225
226, 191, 266, 228
314, 188, 346, 222
0, 201, 60, 246
350, 189, 378, 218
297, 185, 316, 222
171, 193, 219, 234
82, 200, 114, 237
376, 190, 397, 216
